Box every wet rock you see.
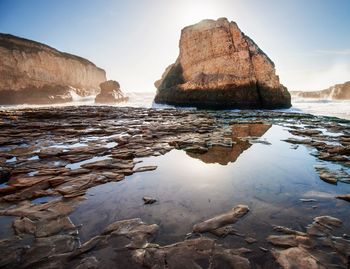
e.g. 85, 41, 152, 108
0, 197, 81, 220
336, 194, 350, 202
318, 172, 338, 185
267, 235, 301, 247
143, 196, 157, 205
68, 218, 252, 269
0, 168, 11, 183
290, 129, 322, 136
269, 216, 349, 269
0, 236, 29, 268
134, 166, 157, 173
68, 217, 159, 266
38, 147, 64, 158
1, 178, 51, 202
313, 215, 342, 228
13, 216, 76, 237
81, 159, 134, 172
272, 247, 325, 269
210, 225, 242, 237
101, 171, 124, 181
193, 204, 249, 233
272, 225, 307, 236
282, 138, 312, 145
22, 234, 80, 268
141, 237, 251, 269
55, 175, 98, 198
245, 237, 257, 244
74, 256, 99, 269
184, 146, 209, 154
0, 185, 17, 195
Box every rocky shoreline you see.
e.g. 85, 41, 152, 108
0, 106, 349, 268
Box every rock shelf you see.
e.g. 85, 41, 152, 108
0, 106, 349, 268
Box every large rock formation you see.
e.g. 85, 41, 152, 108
154, 18, 291, 109
291, 81, 350, 100
95, 80, 129, 104
0, 33, 106, 104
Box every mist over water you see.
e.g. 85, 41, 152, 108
291, 98, 350, 120
1, 92, 349, 120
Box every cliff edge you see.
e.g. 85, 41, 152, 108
0, 33, 106, 104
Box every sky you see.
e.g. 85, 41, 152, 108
0, 0, 349, 92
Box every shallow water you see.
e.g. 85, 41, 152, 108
70, 125, 350, 248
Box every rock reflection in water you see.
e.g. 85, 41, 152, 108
187, 123, 271, 165
71, 125, 350, 250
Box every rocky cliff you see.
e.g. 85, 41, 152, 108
0, 33, 106, 104
154, 18, 291, 109
291, 81, 350, 100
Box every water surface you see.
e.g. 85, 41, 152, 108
70, 125, 350, 248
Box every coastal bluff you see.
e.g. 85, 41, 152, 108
154, 18, 291, 109
291, 81, 350, 100
0, 33, 106, 104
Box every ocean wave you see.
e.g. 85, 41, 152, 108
1, 93, 349, 120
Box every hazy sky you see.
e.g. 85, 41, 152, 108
1, 0, 349, 92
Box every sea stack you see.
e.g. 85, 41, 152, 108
95, 80, 129, 104
0, 33, 106, 105
154, 18, 291, 109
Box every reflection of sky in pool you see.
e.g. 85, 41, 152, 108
70, 125, 350, 248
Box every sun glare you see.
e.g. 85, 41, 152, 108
177, 0, 230, 26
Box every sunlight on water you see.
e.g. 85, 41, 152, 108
70, 125, 350, 246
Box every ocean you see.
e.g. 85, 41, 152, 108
1, 91, 349, 120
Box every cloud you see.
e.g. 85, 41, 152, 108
315, 49, 350, 55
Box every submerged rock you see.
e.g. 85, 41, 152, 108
141, 237, 251, 269
269, 215, 349, 269
336, 194, 350, 202
193, 204, 249, 234
95, 80, 129, 104
154, 18, 291, 109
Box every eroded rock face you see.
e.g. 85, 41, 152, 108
154, 18, 291, 109
95, 80, 129, 104
0, 33, 106, 104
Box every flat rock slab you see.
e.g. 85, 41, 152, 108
134, 166, 157, 173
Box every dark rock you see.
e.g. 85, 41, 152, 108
95, 80, 129, 104
336, 194, 350, 202
143, 196, 157, 204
